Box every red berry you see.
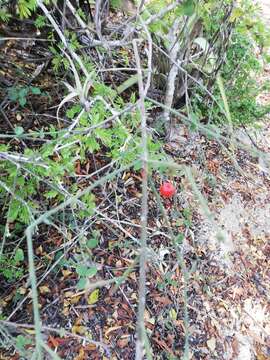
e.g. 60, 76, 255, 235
159, 182, 176, 198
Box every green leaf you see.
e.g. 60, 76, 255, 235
169, 308, 177, 321
111, 0, 122, 10
8, 87, 19, 101
116, 74, 139, 97
85, 137, 100, 152
14, 126, 24, 136
175, 233, 184, 244
76, 278, 87, 290
0, 8, 11, 22
189, 113, 199, 131
44, 189, 59, 199
14, 248, 24, 263
34, 15, 46, 28
87, 289, 99, 305
86, 238, 99, 249
30, 86, 41, 95
230, 7, 244, 22
181, 0, 195, 16
76, 265, 98, 277
66, 104, 82, 119
8, 201, 20, 221
16, 335, 32, 350
19, 97, 27, 107
18, 87, 28, 98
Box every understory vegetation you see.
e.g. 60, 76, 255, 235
0, 0, 269, 359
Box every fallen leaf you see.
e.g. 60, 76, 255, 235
74, 347, 85, 360
39, 286, 50, 294
169, 308, 177, 321
72, 325, 86, 335
84, 343, 97, 351
152, 337, 174, 355
70, 295, 82, 305
62, 269, 73, 278
87, 289, 99, 305
105, 326, 122, 337
256, 352, 269, 360
48, 335, 60, 349
154, 296, 172, 305
18, 287, 27, 295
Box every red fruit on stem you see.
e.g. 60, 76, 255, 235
159, 182, 176, 198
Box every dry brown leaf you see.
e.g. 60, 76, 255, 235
256, 353, 269, 360
62, 308, 69, 316
36, 245, 43, 255
152, 337, 174, 355
18, 287, 27, 295
62, 269, 73, 278
105, 326, 122, 337
74, 347, 85, 360
154, 296, 172, 305
231, 286, 244, 300
39, 285, 50, 294
84, 343, 97, 351
70, 295, 82, 305
72, 325, 86, 335
48, 335, 60, 349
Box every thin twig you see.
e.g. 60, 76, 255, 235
36, 0, 88, 76
133, 38, 151, 360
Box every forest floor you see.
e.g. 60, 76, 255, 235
0, 2, 269, 360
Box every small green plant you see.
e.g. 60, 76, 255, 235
16, 334, 33, 351
8, 85, 42, 107
0, 3, 11, 22
17, 0, 37, 18
192, 0, 270, 125
75, 264, 98, 289
0, 0, 39, 20
0, 248, 25, 282
34, 14, 46, 28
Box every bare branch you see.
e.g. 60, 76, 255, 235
133, 36, 151, 359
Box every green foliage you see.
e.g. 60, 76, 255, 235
2, 0, 265, 232
76, 265, 98, 277
180, 0, 196, 16
1, 1, 269, 357
86, 237, 99, 249
0, 248, 25, 282
0, 4, 11, 22
17, 0, 37, 18
1, 74, 163, 224
110, 0, 122, 10
8, 85, 42, 107
16, 335, 32, 351
34, 14, 46, 28
192, 0, 270, 125
0, 0, 51, 22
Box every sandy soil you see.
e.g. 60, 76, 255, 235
195, 2, 270, 359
